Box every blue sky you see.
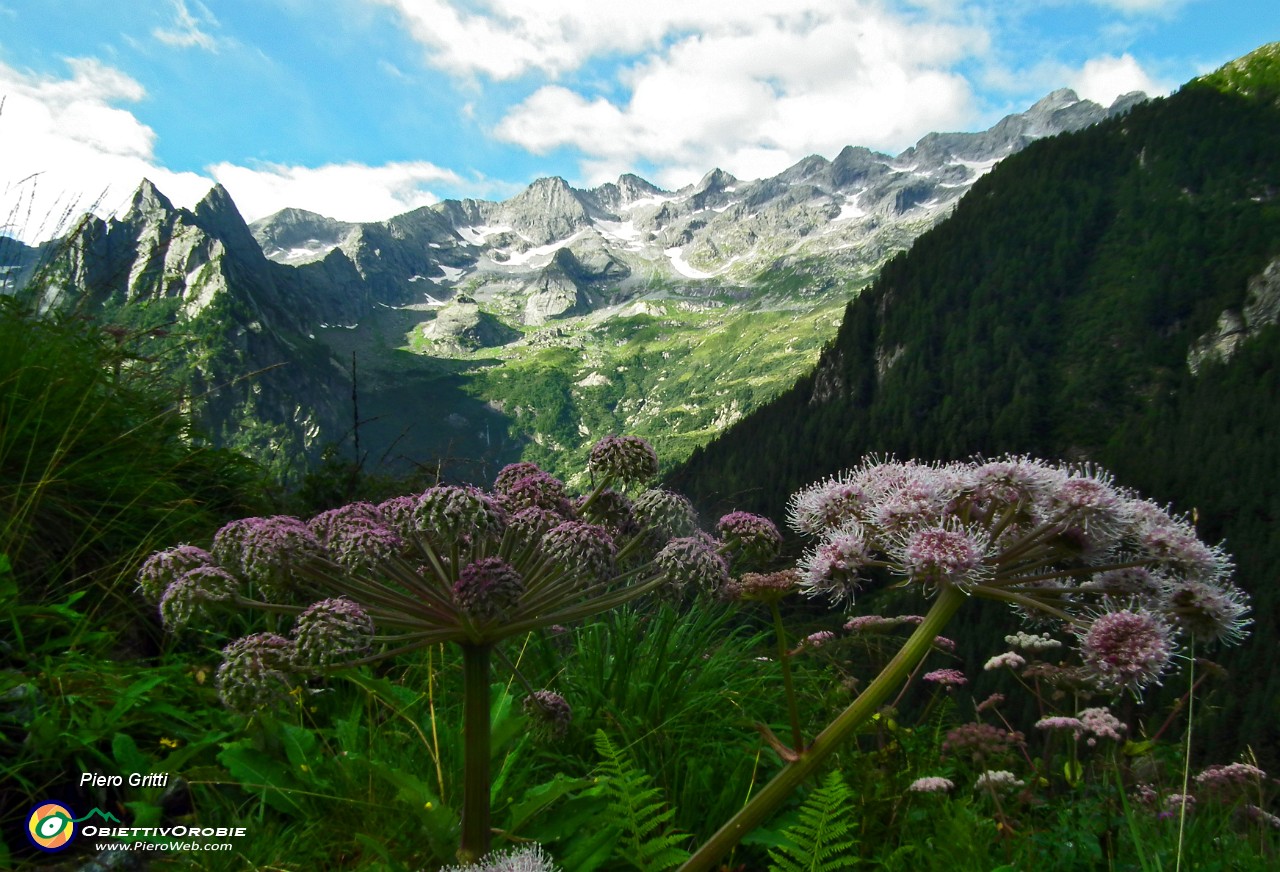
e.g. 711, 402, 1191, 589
1, 1, 1276, 239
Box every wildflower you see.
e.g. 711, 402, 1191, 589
158, 566, 238, 631
943, 723, 1024, 762
1077, 608, 1175, 692
1035, 716, 1085, 738
843, 614, 903, 633
414, 486, 506, 545
984, 652, 1026, 671
1004, 631, 1062, 652
588, 434, 659, 485
308, 502, 383, 544
1077, 707, 1126, 742
216, 633, 298, 714
932, 635, 957, 652
454, 558, 526, 623
439, 843, 561, 872
377, 495, 420, 538
327, 517, 403, 572
236, 516, 325, 600
292, 598, 376, 668
799, 630, 837, 650
923, 668, 968, 688
1241, 805, 1280, 829
798, 521, 871, 603
975, 770, 1024, 790
717, 511, 783, 569
136, 545, 214, 604
1162, 794, 1196, 816
523, 690, 572, 741
786, 473, 869, 535
1195, 763, 1266, 799
909, 777, 955, 793
542, 521, 616, 585
500, 471, 572, 515
726, 569, 799, 604
655, 535, 730, 596
1161, 577, 1252, 646
493, 461, 546, 495
897, 523, 988, 586
507, 506, 563, 546
632, 488, 698, 538
976, 692, 1005, 713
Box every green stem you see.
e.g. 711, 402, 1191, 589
459, 642, 492, 864
769, 601, 804, 752
678, 585, 967, 872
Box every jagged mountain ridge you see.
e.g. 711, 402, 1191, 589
251, 89, 1144, 319
3, 88, 1140, 480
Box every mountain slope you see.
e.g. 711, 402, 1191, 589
3, 89, 1139, 484
668, 44, 1280, 763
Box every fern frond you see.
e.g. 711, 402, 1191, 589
592, 729, 691, 872
767, 769, 860, 872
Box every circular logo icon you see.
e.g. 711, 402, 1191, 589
27, 802, 76, 852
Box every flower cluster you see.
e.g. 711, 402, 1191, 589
139, 436, 756, 717
785, 455, 1250, 694
588, 434, 660, 485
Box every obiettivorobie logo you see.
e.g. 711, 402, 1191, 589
26, 803, 120, 852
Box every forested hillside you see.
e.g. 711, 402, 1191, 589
669, 49, 1280, 762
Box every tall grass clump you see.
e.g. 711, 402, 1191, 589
0, 294, 260, 622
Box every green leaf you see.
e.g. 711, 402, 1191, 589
217, 741, 305, 815
506, 773, 594, 835
111, 732, 149, 776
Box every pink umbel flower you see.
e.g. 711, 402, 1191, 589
1077, 607, 1176, 692
137, 544, 214, 604
454, 558, 526, 623
1078, 707, 1126, 742
717, 511, 783, 568
923, 668, 968, 688
216, 632, 297, 714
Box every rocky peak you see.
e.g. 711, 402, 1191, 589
499, 176, 594, 246
124, 179, 176, 224
193, 184, 266, 261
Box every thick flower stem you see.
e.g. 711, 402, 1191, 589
769, 601, 804, 752
678, 585, 967, 872
458, 641, 492, 864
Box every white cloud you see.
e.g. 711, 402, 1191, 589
0, 57, 210, 242
208, 160, 464, 223
0, 57, 467, 242
1089, 0, 1187, 14
1069, 53, 1167, 104
492, 5, 985, 186
153, 0, 220, 52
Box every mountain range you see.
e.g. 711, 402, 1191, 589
1, 88, 1142, 483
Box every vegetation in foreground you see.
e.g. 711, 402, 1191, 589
3, 294, 1275, 870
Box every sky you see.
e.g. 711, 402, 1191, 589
1, 0, 1277, 241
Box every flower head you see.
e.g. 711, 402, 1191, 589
1077, 608, 1176, 692
216, 633, 298, 714
414, 486, 507, 545
327, 517, 403, 573
292, 597, 376, 668
717, 511, 783, 570
897, 522, 988, 587
541, 521, 616, 585
798, 521, 870, 603
975, 770, 1024, 791
725, 569, 799, 604
454, 558, 526, 623
909, 776, 955, 793
656, 535, 729, 597
158, 565, 239, 631
493, 462, 545, 495
588, 435, 659, 485
237, 516, 325, 601
786, 473, 869, 535
137, 544, 214, 604
632, 488, 698, 539
923, 668, 968, 688
1161, 577, 1252, 646
308, 502, 383, 544
523, 690, 572, 741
